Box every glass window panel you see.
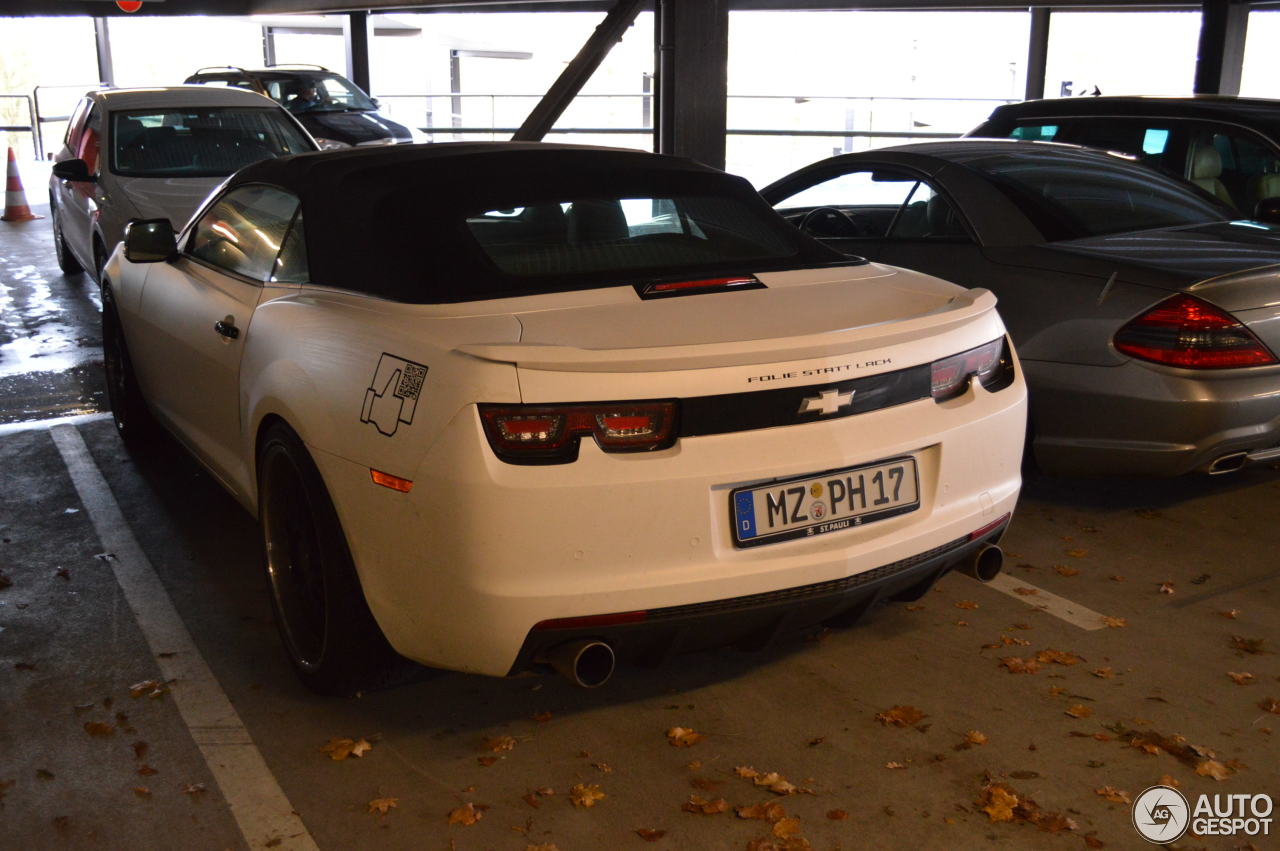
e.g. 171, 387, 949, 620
188, 185, 300, 281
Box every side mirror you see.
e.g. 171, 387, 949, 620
1254, 197, 1280, 226
124, 219, 177, 263
51, 158, 95, 183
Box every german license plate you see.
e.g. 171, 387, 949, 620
731, 456, 919, 548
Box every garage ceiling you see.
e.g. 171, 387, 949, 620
4, 0, 1265, 17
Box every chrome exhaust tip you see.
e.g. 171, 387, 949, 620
960, 544, 1004, 583
547, 640, 615, 688
1208, 452, 1248, 475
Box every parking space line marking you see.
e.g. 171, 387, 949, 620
977, 573, 1108, 631
51, 424, 318, 851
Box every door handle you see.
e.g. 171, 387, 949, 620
214, 319, 240, 340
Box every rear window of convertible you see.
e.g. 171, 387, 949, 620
465, 195, 798, 278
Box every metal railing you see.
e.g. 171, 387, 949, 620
31, 84, 107, 160
374, 92, 1014, 145
0, 95, 37, 157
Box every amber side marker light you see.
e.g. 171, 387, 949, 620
370, 469, 413, 493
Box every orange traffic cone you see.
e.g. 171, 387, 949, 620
2, 147, 42, 222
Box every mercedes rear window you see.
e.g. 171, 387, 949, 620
966, 151, 1235, 240
110, 107, 312, 178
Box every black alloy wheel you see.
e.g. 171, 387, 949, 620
257, 422, 405, 695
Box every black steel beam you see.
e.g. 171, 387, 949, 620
512, 0, 645, 141
1024, 6, 1050, 100
655, 0, 729, 169
1194, 0, 1249, 94
344, 11, 372, 93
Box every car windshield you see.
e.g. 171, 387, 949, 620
962, 150, 1237, 241
110, 107, 312, 178
275, 75, 377, 113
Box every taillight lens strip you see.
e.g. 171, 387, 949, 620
1114, 293, 1277, 369
480, 400, 678, 464
930, 337, 1013, 401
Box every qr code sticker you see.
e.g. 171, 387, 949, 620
397, 363, 427, 401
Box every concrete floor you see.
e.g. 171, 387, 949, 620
1, 165, 1278, 850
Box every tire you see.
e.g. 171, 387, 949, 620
93, 239, 108, 287
52, 203, 84, 275
102, 295, 154, 447
257, 422, 405, 696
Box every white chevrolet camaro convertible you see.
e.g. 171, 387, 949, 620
102, 143, 1027, 694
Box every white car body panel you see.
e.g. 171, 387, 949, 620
103, 143, 1028, 681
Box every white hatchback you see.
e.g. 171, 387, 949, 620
101, 143, 1027, 694
49, 86, 315, 282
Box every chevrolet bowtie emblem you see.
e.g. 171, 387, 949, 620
798, 388, 855, 416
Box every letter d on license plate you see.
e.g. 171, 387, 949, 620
731, 456, 919, 548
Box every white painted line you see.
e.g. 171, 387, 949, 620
51, 424, 318, 851
977, 573, 1109, 631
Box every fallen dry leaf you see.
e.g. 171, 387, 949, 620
958, 730, 988, 749
1158, 582, 1175, 595
682, 794, 728, 815
483, 735, 517, 753
686, 760, 702, 771
1219, 609, 1241, 619
181, 783, 206, 796
666, 726, 706, 748
955, 620, 969, 627
955, 600, 979, 610
1092, 668, 1114, 679
875, 705, 925, 727
593, 762, 612, 774
1110, 575, 1126, 583
1084, 834, 1105, 849
367, 797, 398, 816
735, 766, 760, 779
128, 680, 165, 699
137, 765, 157, 777
1196, 759, 1232, 781
132, 741, 148, 759
634, 828, 666, 842
320, 737, 372, 761
1159, 774, 1180, 788
526, 845, 559, 851
772, 817, 802, 838
1100, 616, 1127, 629
827, 809, 848, 821
532, 711, 553, 723
132, 786, 151, 798
1048, 686, 1067, 696
1013, 587, 1039, 597
1094, 786, 1130, 804
737, 802, 787, 822
1035, 649, 1082, 666
884, 761, 907, 770
904, 604, 925, 612
1065, 704, 1094, 719
753, 772, 799, 796
1000, 657, 1041, 674
1259, 697, 1280, 714
83, 722, 115, 737
980, 784, 1018, 823
477, 756, 499, 767
1065, 549, 1088, 558
447, 802, 480, 824
1053, 565, 1080, 577
1228, 672, 1255, 685
1231, 636, 1265, 655
569, 783, 605, 808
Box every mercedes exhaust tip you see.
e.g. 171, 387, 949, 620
548, 639, 616, 688
960, 544, 1004, 583
1208, 452, 1248, 475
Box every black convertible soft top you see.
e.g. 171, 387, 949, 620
226, 142, 847, 303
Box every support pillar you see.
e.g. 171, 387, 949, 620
654, 0, 729, 170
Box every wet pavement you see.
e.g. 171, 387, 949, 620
0, 158, 107, 426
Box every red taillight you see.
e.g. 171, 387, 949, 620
479, 401, 678, 463
1114, 294, 1277, 369
931, 338, 1009, 400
